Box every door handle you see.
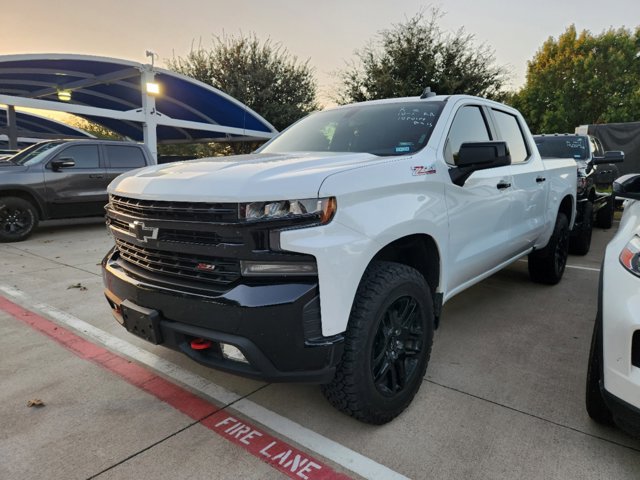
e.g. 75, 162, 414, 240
536, 177, 546, 183
496, 182, 511, 189
89, 174, 104, 179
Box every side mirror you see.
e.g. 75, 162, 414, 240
51, 157, 75, 171
450, 141, 511, 186
593, 151, 624, 165
613, 174, 640, 200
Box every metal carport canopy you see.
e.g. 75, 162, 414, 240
0, 53, 278, 161
0, 106, 94, 145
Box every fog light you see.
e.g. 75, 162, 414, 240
222, 344, 249, 364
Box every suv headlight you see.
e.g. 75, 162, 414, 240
620, 235, 640, 276
238, 197, 336, 225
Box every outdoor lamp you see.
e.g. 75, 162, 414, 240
146, 82, 160, 95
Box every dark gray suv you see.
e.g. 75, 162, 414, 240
0, 139, 153, 242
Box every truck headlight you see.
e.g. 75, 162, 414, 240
239, 197, 336, 224
620, 235, 640, 276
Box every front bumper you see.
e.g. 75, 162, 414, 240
102, 248, 343, 383
601, 239, 640, 433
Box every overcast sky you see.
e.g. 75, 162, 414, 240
3, 0, 640, 105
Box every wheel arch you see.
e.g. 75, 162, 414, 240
369, 233, 442, 326
559, 194, 575, 226
0, 188, 46, 219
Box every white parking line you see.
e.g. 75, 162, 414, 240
0, 284, 408, 480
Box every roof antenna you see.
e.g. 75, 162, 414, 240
420, 87, 436, 99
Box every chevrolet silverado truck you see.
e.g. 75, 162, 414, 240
534, 133, 624, 255
0, 139, 154, 242
102, 94, 577, 424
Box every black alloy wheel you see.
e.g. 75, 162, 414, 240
372, 295, 424, 396
0, 197, 38, 242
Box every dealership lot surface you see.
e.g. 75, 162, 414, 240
1, 219, 639, 479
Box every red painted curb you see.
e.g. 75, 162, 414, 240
0, 295, 352, 480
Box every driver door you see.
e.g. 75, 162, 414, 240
443, 104, 515, 293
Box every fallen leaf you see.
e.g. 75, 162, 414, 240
27, 399, 45, 408
67, 283, 87, 291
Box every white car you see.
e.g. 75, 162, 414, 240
586, 173, 640, 436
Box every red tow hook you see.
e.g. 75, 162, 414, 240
190, 338, 212, 350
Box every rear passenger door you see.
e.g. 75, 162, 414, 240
104, 145, 148, 184
43, 144, 108, 218
492, 108, 547, 253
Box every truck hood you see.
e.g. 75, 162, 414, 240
108, 152, 383, 201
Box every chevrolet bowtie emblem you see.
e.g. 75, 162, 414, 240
129, 220, 158, 243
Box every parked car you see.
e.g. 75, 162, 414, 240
534, 134, 624, 255
586, 173, 640, 437
0, 139, 154, 242
102, 94, 577, 424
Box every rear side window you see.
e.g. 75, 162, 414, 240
444, 106, 491, 165
492, 110, 529, 164
54, 145, 100, 168
105, 145, 146, 168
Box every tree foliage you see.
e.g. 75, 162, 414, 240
336, 9, 508, 104
167, 33, 319, 132
511, 25, 640, 133
68, 116, 123, 140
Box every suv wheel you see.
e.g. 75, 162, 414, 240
321, 261, 434, 424
586, 318, 613, 424
0, 197, 38, 242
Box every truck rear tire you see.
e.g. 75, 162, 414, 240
595, 195, 614, 229
0, 197, 38, 242
321, 261, 434, 424
528, 212, 569, 285
569, 201, 593, 256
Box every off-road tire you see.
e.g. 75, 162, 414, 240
595, 195, 614, 229
528, 212, 569, 285
586, 318, 613, 424
321, 261, 434, 424
0, 197, 38, 243
569, 201, 593, 256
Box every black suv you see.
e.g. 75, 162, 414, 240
0, 139, 153, 242
534, 134, 624, 255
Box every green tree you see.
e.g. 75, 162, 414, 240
336, 9, 508, 104
168, 33, 319, 133
511, 25, 640, 133
67, 116, 123, 140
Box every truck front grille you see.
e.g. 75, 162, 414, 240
110, 195, 239, 223
115, 238, 241, 286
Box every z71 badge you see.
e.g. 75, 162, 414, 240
411, 165, 437, 176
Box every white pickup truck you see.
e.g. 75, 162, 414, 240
102, 94, 577, 424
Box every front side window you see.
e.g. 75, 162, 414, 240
260, 101, 444, 157
444, 106, 491, 165
492, 110, 529, 164
52, 145, 100, 169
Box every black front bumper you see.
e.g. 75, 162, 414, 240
102, 248, 343, 383
602, 389, 640, 438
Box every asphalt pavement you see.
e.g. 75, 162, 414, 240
1, 217, 639, 480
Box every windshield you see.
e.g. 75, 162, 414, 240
260, 101, 445, 157
8, 141, 65, 166
534, 136, 587, 160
